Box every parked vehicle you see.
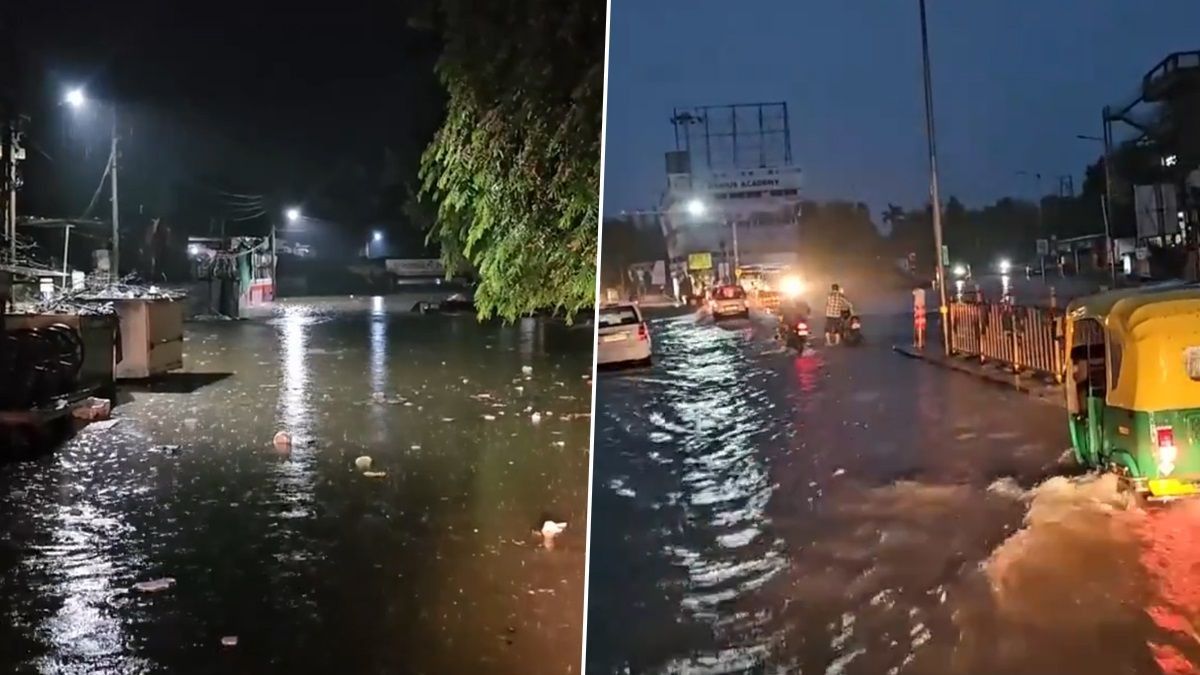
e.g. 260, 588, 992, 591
596, 303, 652, 367
1065, 285, 1200, 499
841, 310, 863, 346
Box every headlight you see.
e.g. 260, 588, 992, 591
998, 259, 1011, 274
780, 276, 805, 297
952, 264, 966, 278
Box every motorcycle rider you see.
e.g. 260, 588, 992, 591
777, 296, 812, 343
824, 283, 854, 346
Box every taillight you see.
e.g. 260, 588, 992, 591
1156, 426, 1177, 475
637, 323, 648, 341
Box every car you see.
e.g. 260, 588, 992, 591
596, 303, 652, 366
709, 284, 750, 320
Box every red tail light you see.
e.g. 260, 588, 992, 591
637, 323, 648, 341
1157, 427, 1175, 448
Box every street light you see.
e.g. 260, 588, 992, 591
286, 207, 301, 222
1075, 132, 1117, 286
373, 230, 383, 242
681, 197, 739, 282
64, 88, 86, 109
64, 86, 120, 278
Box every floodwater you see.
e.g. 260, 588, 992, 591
0, 295, 593, 675
587, 297, 1200, 675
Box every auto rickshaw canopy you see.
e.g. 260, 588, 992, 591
1066, 283, 1200, 411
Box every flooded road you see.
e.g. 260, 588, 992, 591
587, 298, 1200, 675
0, 296, 592, 675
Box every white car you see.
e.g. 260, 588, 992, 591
596, 304, 652, 366
709, 284, 750, 320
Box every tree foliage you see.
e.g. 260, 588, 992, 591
418, 0, 605, 322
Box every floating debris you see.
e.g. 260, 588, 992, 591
521, 366, 533, 375
272, 431, 292, 449
220, 636, 238, 647
362, 471, 387, 478
133, 577, 176, 593
150, 444, 181, 454
531, 413, 542, 424
354, 456, 373, 471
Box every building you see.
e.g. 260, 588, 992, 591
658, 102, 803, 287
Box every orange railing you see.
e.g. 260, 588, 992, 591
948, 301, 1065, 381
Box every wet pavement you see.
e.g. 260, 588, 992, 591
0, 295, 592, 675
587, 294, 1200, 675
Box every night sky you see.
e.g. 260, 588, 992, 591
603, 0, 1200, 216
4, 1, 443, 248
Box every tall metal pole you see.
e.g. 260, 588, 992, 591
919, 0, 950, 355
110, 105, 120, 279
1101, 109, 1117, 286
731, 218, 740, 276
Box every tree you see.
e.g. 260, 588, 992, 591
418, 0, 604, 322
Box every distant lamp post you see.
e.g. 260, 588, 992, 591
366, 231, 384, 258
64, 86, 120, 277
1075, 133, 1117, 286
285, 207, 301, 222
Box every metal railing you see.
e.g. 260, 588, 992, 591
947, 301, 1064, 381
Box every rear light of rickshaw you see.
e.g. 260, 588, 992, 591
1156, 426, 1177, 475
637, 323, 649, 341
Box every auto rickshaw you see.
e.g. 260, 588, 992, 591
1065, 283, 1200, 499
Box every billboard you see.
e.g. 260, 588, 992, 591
1134, 184, 1180, 239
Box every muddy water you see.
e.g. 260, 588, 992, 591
587, 305, 1196, 674
0, 296, 592, 674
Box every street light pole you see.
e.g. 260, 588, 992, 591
109, 105, 120, 278
1077, 128, 1118, 286
918, 0, 950, 355
1101, 110, 1118, 286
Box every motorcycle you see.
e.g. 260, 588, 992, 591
783, 319, 811, 352
840, 309, 863, 346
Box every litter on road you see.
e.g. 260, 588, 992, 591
133, 577, 176, 593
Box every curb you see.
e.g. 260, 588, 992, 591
893, 344, 1064, 407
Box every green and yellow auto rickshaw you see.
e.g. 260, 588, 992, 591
1066, 284, 1200, 499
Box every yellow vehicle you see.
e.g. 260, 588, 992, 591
1065, 283, 1200, 499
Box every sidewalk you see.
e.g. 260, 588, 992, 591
893, 342, 1064, 407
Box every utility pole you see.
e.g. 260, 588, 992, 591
110, 105, 120, 278
1101, 109, 1117, 286
918, 0, 950, 355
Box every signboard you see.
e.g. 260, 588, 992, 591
687, 252, 713, 271
385, 258, 445, 277
940, 245, 950, 266
1036, 239, 1049, 256
1134, 184, 1180, 238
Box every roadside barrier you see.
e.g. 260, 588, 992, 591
947, 301, 1064, 381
